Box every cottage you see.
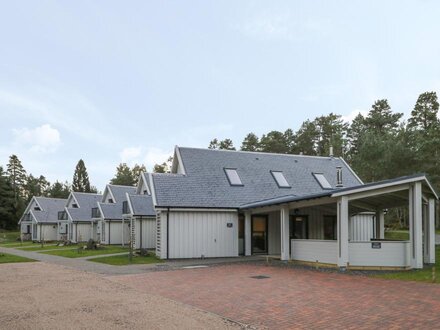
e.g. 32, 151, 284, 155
19, 197, 67, 242
64, 192, 103, 243
95, 184, 136, 245
139, 146, 436, 270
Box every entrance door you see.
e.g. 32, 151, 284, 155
238, 214, 245, 255
252, 215, 268, 254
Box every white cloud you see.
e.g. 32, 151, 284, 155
13, 124, 61, 153
341, 109, 369, 123
119, 146, 172, 171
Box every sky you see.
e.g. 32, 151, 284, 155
1, 1, 440, 190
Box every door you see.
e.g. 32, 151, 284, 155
290, 215, 309, 239
238, 214, 245, 255
252, 215, 268, 254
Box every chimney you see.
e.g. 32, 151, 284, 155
336, 166, 343, 187
329, 146, 334, 158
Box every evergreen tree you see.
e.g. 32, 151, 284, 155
0, 166, 16, 229
314, 113, 348, 157
241, 133, 260, 151
219, 139, 235, 150
346, 113, 367, 160
292, 120, 318, 155
24, 174, 50, 202
208, 138, 219, 149
259, 131, 291, 154
364, 99, 403, 134
408, 91, 439, 131
110, 163, 136, 186
132, 164, 147, 185
72, 159, 92, 192
47, 181, 71, 199
6, 154, 27, 203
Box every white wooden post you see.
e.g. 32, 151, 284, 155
280, 206, 290, 261
337, 197, 349, 269
409, 182, 423, 269
121, 218, 125, 247
423, 203, 429, 264
428, 198, 436, 264
244, 211, 252, 256
375, 210, 385, 239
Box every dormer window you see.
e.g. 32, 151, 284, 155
108, 198, 114, 203
143, 190, 148, 195
313, 173, 332, 189
72, 203, 78, 208
224, 168, 243, 186
271, 171, 290, 188
34, 206, 41, 211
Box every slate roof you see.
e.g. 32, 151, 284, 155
66, 192, 103, 222
127, 194, 156, 216
107, 185, 136, 203
152, 147, 363, 208
98, 203, 123, 220
31, 197, 67, 224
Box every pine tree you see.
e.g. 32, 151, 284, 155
6, 154, 27, 203
364, 99, 403, 134
0, 166, 16, 229
110, 163, 136, 186
24, 174, 50, 202
241, 133, 260, 151
219, 139, 236, 150
408, 91, 439, 131
72, 159, 92, 192
208, 138, 219, 149
292, 120, 318, 155
47, 181, 71, 199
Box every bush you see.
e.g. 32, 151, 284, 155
86, 239, 98, 250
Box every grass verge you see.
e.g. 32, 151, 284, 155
16, 244, 78, 251
374, 246, 440, 283
88, 253, 162, 265
41, 245, 129, 258
0, 252, 36, 264
384, 230, 409, 240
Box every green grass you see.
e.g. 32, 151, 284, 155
41, 245, 129, 258
0, 252, 36, 264
0, 231, 21, 244
384, 230, 409, 240
15, 244, 78, 251
375, 246, 440, 283
0, 241, 35, 248
89, 253, 163, 265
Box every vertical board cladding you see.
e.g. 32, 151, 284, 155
291, 240, 338, 264
168, 211, 238, 259
135, 218, 156, 249
40, 224, 58, 241
108, 222, 130, 245
75, 224, 92, 242
268, 212, 281, 255
348, 241, 410, 267
350, 213, 375, 241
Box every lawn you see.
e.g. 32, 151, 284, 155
375, 246, 440, 283
384, 230, 409, 240
0, 252, 36, 264
16, 244, 78, 252
0, 231, 22, 245
42, 245, 129, 258
89, 253, 162, 266
0, 241, 34, 248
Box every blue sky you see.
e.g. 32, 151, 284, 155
1, 1, 440, 190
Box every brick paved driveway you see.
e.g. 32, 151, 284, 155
110, 264, 440, 329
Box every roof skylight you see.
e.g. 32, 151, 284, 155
271, 171, 290, 188
224, 168, 243, 186
313, 173, 332, 189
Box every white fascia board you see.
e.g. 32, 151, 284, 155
331, 176, 436, 199
154, 207, 238, 212
125, 192, 134, 215
148, 173, 157, 206
174, 145, 186, 175
339, 157, 364, 185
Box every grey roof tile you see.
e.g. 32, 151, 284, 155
127, 194, 155, 216
66, 192, 103, 222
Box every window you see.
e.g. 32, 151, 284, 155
122, 201, 129, 214
313, 173, 332, 189
26, 225, 31, 234
224, 168, 243, 186
91, 207, 101, 218
72, 203, 78, 208
34, 206, 41, 211
108, 198, 114, 203
58, 211, 67, 220
323, 216, 337, 240
290, 215, 309, 239
271, 171, 290, 188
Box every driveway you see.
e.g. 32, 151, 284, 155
110, 263, 440, 329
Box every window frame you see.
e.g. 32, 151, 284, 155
224, 168, 244, 186
313, 173, 332, 189
270, 170, 291, 188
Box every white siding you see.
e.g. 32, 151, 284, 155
350, 213, 375, 241
106, 221, 130, 245
20, 222, 32, 240
73, 223, 93, 242
291, 239, 338, 264
135, 218, 156, 249
34, 224, 58, 241
156, 212, 166, 258
168, 211, 238, 259
349, 241, 410, 267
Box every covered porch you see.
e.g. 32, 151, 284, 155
240, 175, 438, 270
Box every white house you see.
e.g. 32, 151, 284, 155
137, 146, 436, 270
95, 184, 136, 245
19, 197, 67, 242
64, 192, 103, 243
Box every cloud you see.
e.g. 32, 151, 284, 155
341, 109, 369, 123
13, 124, 61, 153
119, 146, 172, 170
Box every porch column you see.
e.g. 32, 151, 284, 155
280, 205, 290, 261
121, 218, 125, 247
375, 209, 385, 239
337, 196, 349, 269
409, 182, 423, 269
244, 211, 252, 256
428, 198, 436, 264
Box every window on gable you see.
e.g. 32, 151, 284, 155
34, 206, 41, 211
224, 168, 243, 186
313, 173, 332, 189
271, 171, 290, 188
72, 203, 78, 208
108, 198, 114, 204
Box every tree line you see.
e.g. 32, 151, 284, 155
208, 91, 440, 190
0, 157, 147, 230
